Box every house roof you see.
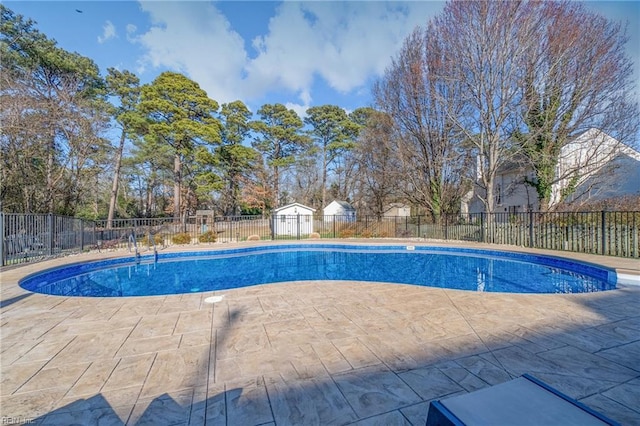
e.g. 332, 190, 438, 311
273, 202, 316, 213
385, 202, 408, 209
324, 200, 355, 210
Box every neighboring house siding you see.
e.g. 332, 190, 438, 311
323, 200, 356, 222
462, 129, 640, 213
383, 204, 411, 218
273, 203, 315, 236
565, 151, 640, 204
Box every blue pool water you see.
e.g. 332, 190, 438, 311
19, 245, 616, 297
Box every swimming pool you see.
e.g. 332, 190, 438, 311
19, 244, 617, 297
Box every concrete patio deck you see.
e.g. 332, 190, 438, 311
1, 241, 639, 425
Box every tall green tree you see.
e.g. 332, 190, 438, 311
250, 104, 308, 209
216, 101, 259, 215
127, 136, 173, 217
137, 72, 222, 222
105, 68, 141, 226
1, 5, 109, 214
304, 105, 359, 209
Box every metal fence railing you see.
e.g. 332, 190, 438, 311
1, 213, 97, 266
2, 211, 639, 267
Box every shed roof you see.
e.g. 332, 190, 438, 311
273, 202, 316, 213
325, 200, 355, 210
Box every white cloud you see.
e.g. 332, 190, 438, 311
126, 24, 137, 36
247, 2, 437, 94
243, 2, 429, 101
133, 2, 247, 103
98, 20, 116, 44
285, 102, 309, 119
131, 1, 443, 105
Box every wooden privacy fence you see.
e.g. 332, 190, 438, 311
2, 211, 638, 266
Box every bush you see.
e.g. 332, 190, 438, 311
339, 229, 356, 238
337, 223, 357, 238
172, 233, 191, 245
198, 230, 217, 243
360, 229, 373, 238
141, 234, 164, 246
247, 234, 261, 241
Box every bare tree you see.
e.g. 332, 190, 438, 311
516, 1, 639, 210
352, 110, 401, 218
435, 1, 544, 214
374, 25, 469, 222
288, 154, 322, 208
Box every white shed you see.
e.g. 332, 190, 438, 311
383, 203, 411, 218
323, 200, 356, 222
273, 203, 316, 236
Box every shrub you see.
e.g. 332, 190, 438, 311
360, 229, 373, 238
198, 230, 217, 243
247, 234, 260, 241
339, 229, 356, 238
172, 233, 192, 245
309, 232, 321, 239
336, 223, 357, 238
141, 234, 164, 246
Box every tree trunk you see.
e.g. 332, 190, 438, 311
273, 166, 280, 209
46, 134, 55, 214
107, 129, 126, 228
321, 146, 328, 208
174, 154, 182, 223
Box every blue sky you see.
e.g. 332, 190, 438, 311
5, 1, 640, 118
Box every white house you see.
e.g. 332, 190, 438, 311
273, 203, 315, 236
323, 200, 356, 222
462, 128, 640, 214
383, 203, 411, 218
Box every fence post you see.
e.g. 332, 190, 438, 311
80, 220, 85, 251
0, 212, 4, 267
444, 214, 448, 240
417, 215, 421, 239
480, 212, 485, 243
48, 213, 54, 256
601, 210, 607, 255
296, 214, 300, 240
333, 217, 336, 238
529, 211, 534, 248
271, 215, 275, 240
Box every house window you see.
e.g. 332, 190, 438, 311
280, 215, 285, 223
